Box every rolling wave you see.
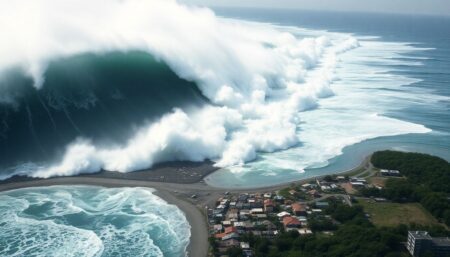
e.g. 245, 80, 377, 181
0, 51, 206, 172
0, 0, 432, 179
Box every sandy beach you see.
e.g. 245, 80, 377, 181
0, 156, 373, 257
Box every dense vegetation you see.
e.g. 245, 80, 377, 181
364, 151, 450, 226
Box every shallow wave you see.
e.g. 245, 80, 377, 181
0, 0, 433, 179
0, 186, 190, 257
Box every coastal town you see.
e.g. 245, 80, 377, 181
207, 174, 373, 256
205, 154, 450, 257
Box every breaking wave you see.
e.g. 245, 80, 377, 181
0, 0, 430, 179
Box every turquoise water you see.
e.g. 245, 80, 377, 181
0, 186, 190, 257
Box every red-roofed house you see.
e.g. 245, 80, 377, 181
291, 202, 307, 216
224, 226, 238, 234
283, 216, 301, 230
264, 199, 274, 213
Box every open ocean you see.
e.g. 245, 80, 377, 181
206, 8, 450, 188
0, 4, 449, 256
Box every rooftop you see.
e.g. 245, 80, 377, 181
409, 231, 432, 240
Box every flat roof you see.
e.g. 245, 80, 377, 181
409, 231, 432, 239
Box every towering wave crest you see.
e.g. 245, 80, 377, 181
0, 0, 430, 179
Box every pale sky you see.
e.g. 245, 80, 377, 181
180, 0, 450, 17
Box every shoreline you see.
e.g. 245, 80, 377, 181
0, 155, 373, 257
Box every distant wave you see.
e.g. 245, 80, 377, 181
0, 0, 431, 179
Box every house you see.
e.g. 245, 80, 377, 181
308, 189, 321, 198
283, 216, 301, 230
336, 176, 346, 181
292, 202, 307, 216
222, 232, 240, 241
219, 238, 240, 248
226, 208, 239, 220
222, 220, 232, 227
213, 224, 223, 233
263, 193, 272, 198
264, 199, 274, 213
250, 208, 264, 214
224, 226, 237, 234
350, 181, 365, 188
261, 220, 277, 230
289, 189, 297, 195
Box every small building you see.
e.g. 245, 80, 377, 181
222, 220, 232, 227
336, 176, 346, 181
263, 193, 272, 198
250, 208, 264, 214
380, 169, 401, 177
350, 181, 365, 188
264, 199, 274, 213
213, 224, 223, 233
219, 238, 240, 248
261, 220, 277, 231
224, 226, 237, 234
291, 202, 307, 216
308, 189, 321, 198
282, 216, 301, 230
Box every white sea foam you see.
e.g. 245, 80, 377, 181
0, 186, 190, 257
0, 0, 433, 179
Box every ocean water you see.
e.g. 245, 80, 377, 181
206, 9, 450, 188
0, 2, 448, 187
0, 186, 190, 257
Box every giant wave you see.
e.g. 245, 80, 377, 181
0, 0, 431, 180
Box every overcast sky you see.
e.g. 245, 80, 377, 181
181, 0, 450, 16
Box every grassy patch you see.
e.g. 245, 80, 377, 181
358, 199, 440, 227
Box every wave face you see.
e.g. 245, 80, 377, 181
0, 186, 190, 257
0, 51, 206, 174
0, 0, 431, 179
